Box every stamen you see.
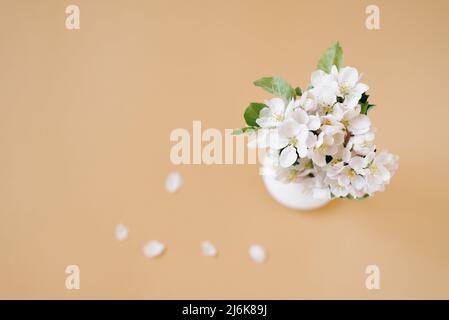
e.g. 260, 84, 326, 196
304, 160, 313, 169
288, 169, 298, 181
347, 169, 357, 177
340, 84, 349, 96
330, 159, 340, 165
289, 137, 298, 146
323, 105, 333, 114
319, 143, 327, 152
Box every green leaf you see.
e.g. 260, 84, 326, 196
317, 42, 344, 73
244, 103, 266, 127
359, 93, 375, 115
294, 86, 303, 97
361, 103, 375, 115
232, 127, 256, 135
253, 77, 295, 101
346, 194, 370, 200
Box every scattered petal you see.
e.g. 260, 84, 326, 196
115, 224, 128, 241
165, 171, 182, 193
143, 240, 165, 258
201, 241, 218, 257
249, 244, 267, 263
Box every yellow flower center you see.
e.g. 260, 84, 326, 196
288, 169, 298, 181
369, 164, 378, 173
323, 105, 333, 114
330, 159, 340, 166
347, 169, 357, 177
319, 143, 327, 152
304, 160, 313, 169
340, 84, 349, 96
342, 119, 350, 128
275, 114, 284, 122
322, 119, 332, 126
288, 137, 298, 146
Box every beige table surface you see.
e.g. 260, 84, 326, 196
1, 0, 449, 299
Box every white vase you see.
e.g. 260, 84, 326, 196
262, 172, 331, 211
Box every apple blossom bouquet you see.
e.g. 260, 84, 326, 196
234, 43, 398, 200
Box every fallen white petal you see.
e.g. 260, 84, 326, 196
201, 241, 217, 257
249, 244, 267, 263
165, 171, 182, 193
115, 224, 128, 241
143, 240, 165, 258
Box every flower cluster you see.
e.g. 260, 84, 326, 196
236, 43, 398, 200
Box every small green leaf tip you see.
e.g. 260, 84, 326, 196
317, 42, 344, 73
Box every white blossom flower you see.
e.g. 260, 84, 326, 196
319, 114, 344, 135
325, 163, 367, 198
349, 156, 370, 175
331, 104, 371, 135
275, 109, 322, 167
331, 65, 369, 108
256, 98, 292, 128
326, 150, 399, 198
348, 130, 376, 156
345, 114, 371, 135
240, 56, 397, 200
324, 146, 351, 178
327, 177, 351, 198
275, 158, 314, 183
338, 165, 366, 190
364, 151, 399, 194
310, 70, 338, 97
311, 131, 345, 167
274, 119, 309, 167
297, 90, 318, 112
290, 108, 321, 131
284, 98, 301, 115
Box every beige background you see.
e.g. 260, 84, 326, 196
1, 0, 449, 299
